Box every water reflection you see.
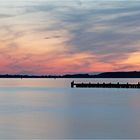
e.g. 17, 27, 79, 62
1, 78, 140, 88
0, 79, 140, 138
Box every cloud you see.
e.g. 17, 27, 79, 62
57, 0, 140, 64
0, 14, 13, 18
44, 35, 61, 40
1, 0, 140, 74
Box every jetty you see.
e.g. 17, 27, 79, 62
71, 81, 140, 89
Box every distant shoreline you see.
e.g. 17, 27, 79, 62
1, 71, 140, 78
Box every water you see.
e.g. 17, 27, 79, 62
0, 78, 140, 139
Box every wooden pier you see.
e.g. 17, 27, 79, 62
71, 81, 140, 89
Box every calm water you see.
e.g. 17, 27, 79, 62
0, 78, 140, 139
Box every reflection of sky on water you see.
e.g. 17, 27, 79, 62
0, 79, 140, 138
1, 78, 140, 88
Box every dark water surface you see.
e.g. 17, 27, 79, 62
0, 78, 140, 139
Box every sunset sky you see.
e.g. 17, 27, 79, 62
0, 0, 140, 74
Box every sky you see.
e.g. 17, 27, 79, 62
0, 0, 140, 74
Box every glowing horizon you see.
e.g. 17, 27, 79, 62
0, 0, 140, 75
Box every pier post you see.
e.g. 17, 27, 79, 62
71, 81, 74, 88
117, 82, 120, 88
126, 82, 129, 88
138, 82, 140, 88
